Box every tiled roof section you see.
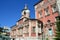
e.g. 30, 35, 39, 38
17, 17, 29, 22
11, 19, 43, 29
30, 19, 43, 22
30, 18, 37, 20
10, 24, 16, 28
17, 18, 23, 22
34, 0, 43, 6
17, 18, 43, 23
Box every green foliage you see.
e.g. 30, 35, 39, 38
46, 38, 49, 40
55, 17, 60, 40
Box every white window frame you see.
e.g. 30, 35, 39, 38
38, 23, 42, 33
19, 29, 23, 35
45, 8, 50, 16
52, 3, 57, 13
24, 26, 29, 33
38, 27, 41, 33
39, 11, 42, 18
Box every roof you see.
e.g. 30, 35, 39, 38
11, 18, 43, 28
17, 18, 43, 23
34, 0, 43, 6
10, 24, 16, 28
17, 17, 29, 22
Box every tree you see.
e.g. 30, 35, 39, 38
0, 27, 3, 34
55, 16, 60, 40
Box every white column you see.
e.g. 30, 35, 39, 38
56, 0, 60, 15
36, 21, 38, 39
29, 20, 31, 38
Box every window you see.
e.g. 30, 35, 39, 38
47, 20, 50, 25
38, 27, 41, 33
45, 8, 50, 16
48, 28, 53, 36
39, 11, 42, 18
19, 29, 23, 35
24, 26, 29, 33
13, 30, 16, 35
22, 11, 26, 16
38, 24, 41, 33
13, 31, 16, 35
32, 27, 35, 33
52, 3, 58, 13
24, 11, 26, 15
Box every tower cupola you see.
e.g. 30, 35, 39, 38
21, 4, 30, 19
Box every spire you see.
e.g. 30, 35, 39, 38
24, 4, 28, 9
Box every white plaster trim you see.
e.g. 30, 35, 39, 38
29, 20, 31, 37
36, 21, 38, 38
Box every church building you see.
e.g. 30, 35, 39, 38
10, 5, 43, 40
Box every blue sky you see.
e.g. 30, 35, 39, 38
0, 0, 40, 27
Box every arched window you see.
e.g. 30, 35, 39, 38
47, 20, 51, 25
48, 28, 53, 36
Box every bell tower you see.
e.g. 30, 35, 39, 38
21, 4, 30, 19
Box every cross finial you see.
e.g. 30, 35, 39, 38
24, 4, 28, 9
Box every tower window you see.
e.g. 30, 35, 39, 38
24, 11, 26, 15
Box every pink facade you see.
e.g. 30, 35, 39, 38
35, 0, 59, 40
